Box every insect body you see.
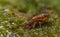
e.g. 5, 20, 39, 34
32, 13, 49, 22
25, 13, 49, 29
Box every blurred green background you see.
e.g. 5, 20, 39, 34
0, 0, 60, 37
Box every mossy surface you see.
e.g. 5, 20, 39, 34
0, 0, 60, 37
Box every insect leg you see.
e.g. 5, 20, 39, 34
32, 22, 37, 28
39, 22, 42, 28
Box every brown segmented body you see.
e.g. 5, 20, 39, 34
25, 13, 49, 29
32, 13, 49, 22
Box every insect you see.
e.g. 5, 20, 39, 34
24, 13, 49, 30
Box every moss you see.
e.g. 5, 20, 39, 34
0, 0, 60, 37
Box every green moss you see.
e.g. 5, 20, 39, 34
0, 0, 60, 37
